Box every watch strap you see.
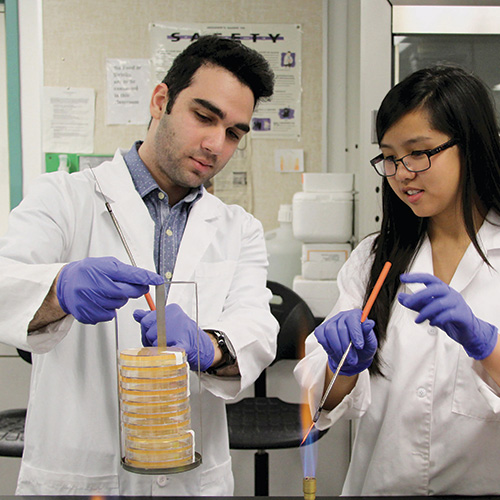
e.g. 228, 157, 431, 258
206, 330, 236, 374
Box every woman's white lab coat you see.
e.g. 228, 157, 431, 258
0, 150, 278, 496
295, 212, 500, 496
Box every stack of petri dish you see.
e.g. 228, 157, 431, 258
118, 346, 195, 471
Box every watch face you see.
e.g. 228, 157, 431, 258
215, 331, 236, 363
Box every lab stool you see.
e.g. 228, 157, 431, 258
0, 349, 31, 458
0, 408, 26, 457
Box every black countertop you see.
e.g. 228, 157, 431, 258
2, 496, 500, 500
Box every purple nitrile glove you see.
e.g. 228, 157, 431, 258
314, 309, 377, 376
56, 256, 163, 325
398, 272, 498, 360
133, 303, 215, 371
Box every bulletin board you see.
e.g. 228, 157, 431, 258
41, 0, 324, 232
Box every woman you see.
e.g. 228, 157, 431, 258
295, 65, 500, 496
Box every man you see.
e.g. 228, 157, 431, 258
0, 36, 278, 496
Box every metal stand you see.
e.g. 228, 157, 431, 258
121, 452, 202, 475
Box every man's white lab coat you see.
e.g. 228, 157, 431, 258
0, 150, 278, 496
295, 212, 500, 496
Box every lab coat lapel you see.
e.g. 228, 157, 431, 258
450, 211, 500, 293
405, 212, 500, 294
168, 194, 220, 306
449, 240, 485, 293
91, 150, 155, 272
404, 235, 433, 294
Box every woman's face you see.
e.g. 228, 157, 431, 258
381, 109, 462, 223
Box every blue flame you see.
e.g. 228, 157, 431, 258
300, 427, 319, 477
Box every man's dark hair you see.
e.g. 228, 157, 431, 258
162, 35, 274, 113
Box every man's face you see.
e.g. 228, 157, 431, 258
151, 65, 254, 197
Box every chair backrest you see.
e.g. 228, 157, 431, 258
17, 349, 32, 364
254, 280, 317, 397
267, 280, 317, 364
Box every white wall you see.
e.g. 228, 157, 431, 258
0, 0, 44, 235
346, 0, 392, 242
19, 0, 44, 194
324, 0, 392, 241
0, 8, 10, 236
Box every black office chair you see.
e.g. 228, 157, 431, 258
0, 349, 32, 458
226, 281, 327, 496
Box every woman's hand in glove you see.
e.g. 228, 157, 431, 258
314, 309, 377, 376
398, 272, 498, 360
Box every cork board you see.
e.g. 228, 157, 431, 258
42, 0, 323, 231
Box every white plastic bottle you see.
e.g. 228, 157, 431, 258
58, 154, 69, 173
264, 204, 302, 289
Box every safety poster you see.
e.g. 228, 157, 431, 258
149, 22, 302, 140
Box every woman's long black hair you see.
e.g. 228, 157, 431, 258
367, 65, 500, 375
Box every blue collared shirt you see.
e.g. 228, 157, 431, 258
123, 141, 202, 281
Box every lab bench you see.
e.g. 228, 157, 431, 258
3, 496, 500, 500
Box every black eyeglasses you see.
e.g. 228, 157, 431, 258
370, 138, 459, 178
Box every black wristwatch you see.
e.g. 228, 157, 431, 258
206, 330, 236, 374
